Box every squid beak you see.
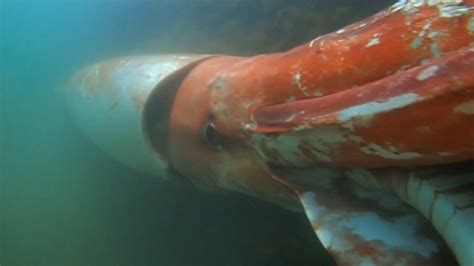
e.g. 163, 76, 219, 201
249, 46, 474, 169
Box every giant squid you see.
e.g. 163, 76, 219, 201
67, 1, 474, 265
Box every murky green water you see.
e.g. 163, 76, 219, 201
1, 1, 392, 265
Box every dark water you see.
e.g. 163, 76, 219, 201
1, 1, 392, 265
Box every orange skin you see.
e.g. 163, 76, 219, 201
167, 2, 474, 207
168, 56, 300, 210
252, 47, 474, 168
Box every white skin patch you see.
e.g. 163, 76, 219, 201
391, 0, 407, 13
243, 121, 256, 130
411, 23, 432, 49
316, 228, 333, 248
283, 113, 298, 123
242, 98, 262, 109
309, 36, 322, 47
301, 192, 324, 221
292, 72, 309, 96
251, 126, 349, 164
437, 3, 471, 18
343, 214, 437, 257
338, 93, 419, 124
416, 65, 440, 81
252, 133, 305, 164
366, 37, 381, 48
396, 0, 467, 16
314, 89, 323, 97
336, 28, 346, 34
394, 0, 472, 25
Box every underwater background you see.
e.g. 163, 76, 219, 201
1, 0, 393, 265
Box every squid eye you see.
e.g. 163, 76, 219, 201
203, 121, 223, 150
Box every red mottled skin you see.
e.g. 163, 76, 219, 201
254, 47, 474, 168
167, 2, 474, 264
169, 1, 474, 186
